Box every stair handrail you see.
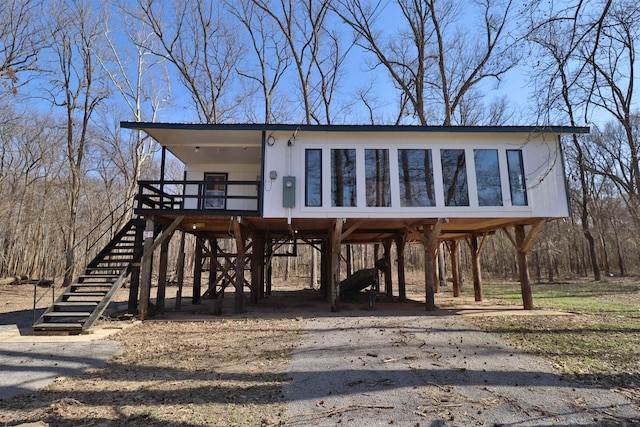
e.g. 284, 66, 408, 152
32, 195, 137, 325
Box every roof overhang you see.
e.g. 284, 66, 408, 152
121, 122, 590, 164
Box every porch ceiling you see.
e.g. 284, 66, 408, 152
150, 214, 545, 243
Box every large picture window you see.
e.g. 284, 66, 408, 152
365, 149, 390, 207
398, 149, 435, 207
331, 149, 357, 207
441, 149, 469, 206
474, 149, 502, 206
202, 173, 227, 209
305, 149, 322, 207
507, 150, 528, 206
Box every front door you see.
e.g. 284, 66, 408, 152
202, 173, 227, 209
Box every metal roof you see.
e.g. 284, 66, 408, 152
121, 121, 590, 134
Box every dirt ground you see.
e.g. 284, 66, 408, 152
1, 279, 639, 426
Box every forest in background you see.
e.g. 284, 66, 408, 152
1, 0, 639, 285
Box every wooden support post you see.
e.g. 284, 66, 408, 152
470, 236, 482, 302
175, 231, 186, 310
383, 239, 393, 297
266, 241, 273, 296
232, 217, 245, 314
437, 245, 447, 289
139, 217, 155, 320
321, 236, 329, 300
423, 220, 443, 311
128, 225, 143, 314
465, 232, 490, 302
206, 239, 216, 299
156, 229, 173, 315
330, 219, 343, 312
449, 240, 461, 297
503, 219, 546, 310
192, 237, 203, 305
311, 244, 318, 288
346, 244, 353, 277
395, 233, 407, 301
433, 252, 440, 294
516, 225, 534, 310
424, 245, 436, 312
251, 232, 264, 304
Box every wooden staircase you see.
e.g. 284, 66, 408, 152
32, 218, 155, 335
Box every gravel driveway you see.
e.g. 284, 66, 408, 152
283, 315, 640, 426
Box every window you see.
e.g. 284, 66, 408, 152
331, 149, 357, 207
305, 149, 322, 207
365, 149, 391, 207
398, 149, 435, 207
507, 150, 527, 206
202, 173, 227, 209
474, 149, 503, 206
441, 149, 469, 206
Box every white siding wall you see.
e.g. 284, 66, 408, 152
261, 131, 569, 219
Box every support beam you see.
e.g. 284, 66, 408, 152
465, 233, 489, 302
502, 219, 547, 310
127, 225, 143, 314
208, 239, 219, 299
330, 219, 343, 312
231, 217, 246, 313
346, 244, 353, 277
382, 239, 393, 297
139, 217, 155, 320
423, 219, 443, 311
321, 236, 329, 300
448, 240, 461, 297
251, 232, 265, 304
516, 224, 536, 310
175, 231, 186, 310
311, 245, 318, 288
437, 245, 446, 290
140, 216, 184, 260
395, 232, 407, 301
266, 241, 273, 296
470, 236, 482, 302
156, 229, 173, 315
192, 237, 203, 304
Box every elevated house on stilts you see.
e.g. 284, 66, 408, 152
32, 123, 588, 334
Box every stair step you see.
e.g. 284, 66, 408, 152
80, 274, 120, 279
69, 283, 113, 294
90, 260, 130, 265
54, 301, 99, 307
63, 292, 107, 299
32, 323, 84, 331
44, 312, 91, 318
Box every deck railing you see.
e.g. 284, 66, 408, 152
136, 180, 261, 215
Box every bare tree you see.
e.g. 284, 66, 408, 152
44, 0, 110, 284
335, 0, 522, 125
526, 1, 609, 280
583, 2, 640, 201
227, 0, 291, 123
0, 106, 65, 278
135, 0, 247, 124
0, 0, 46, 98
96, 2, 169, 213
249, 0, 351, 124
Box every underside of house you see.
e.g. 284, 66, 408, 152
32, 123, 589, 335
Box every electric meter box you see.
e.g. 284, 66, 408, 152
282, 176, 296, 207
